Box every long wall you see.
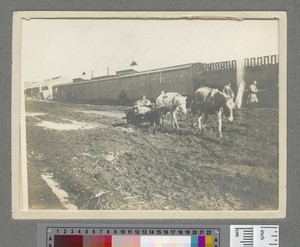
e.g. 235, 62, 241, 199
53, 55, 279, 107
54, 63, 204, 104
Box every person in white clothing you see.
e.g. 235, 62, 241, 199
247, 81, 259, 106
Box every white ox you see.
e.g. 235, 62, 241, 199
155, 92, 187, 129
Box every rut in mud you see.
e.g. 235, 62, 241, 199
26, 100, 279, 211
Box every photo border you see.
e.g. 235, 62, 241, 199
12, 11, 287, 219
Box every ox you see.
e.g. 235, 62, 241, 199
155, 92, 187, 129
124, 106, 167, 127
191, 87, 234, 138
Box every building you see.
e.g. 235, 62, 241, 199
25, 76, 71, 100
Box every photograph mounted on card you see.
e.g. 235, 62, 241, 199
12, 11, 287, 219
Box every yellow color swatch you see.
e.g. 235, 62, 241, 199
205, 235, 213, 247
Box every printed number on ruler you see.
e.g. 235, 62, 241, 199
230, 225, 279, 247
47, 227, 220, 247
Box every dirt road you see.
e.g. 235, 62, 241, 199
25, 100, 279, 211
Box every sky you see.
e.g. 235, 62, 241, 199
21, 18, 279, 83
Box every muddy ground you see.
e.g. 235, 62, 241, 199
25, 100, 279, 211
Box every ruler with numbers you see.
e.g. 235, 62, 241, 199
230, 225, 279, 247
38, 224, 279, 247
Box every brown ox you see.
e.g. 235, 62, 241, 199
191, 87, 234, 138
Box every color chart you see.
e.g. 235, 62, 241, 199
46, 227, 220, 247
39, 224, 279, 247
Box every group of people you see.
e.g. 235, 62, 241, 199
133, 95, 153, 108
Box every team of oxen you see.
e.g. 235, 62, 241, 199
124, 86, 235, 138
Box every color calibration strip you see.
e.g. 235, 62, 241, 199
53, 235, 214, 247
47, 228, 219, 247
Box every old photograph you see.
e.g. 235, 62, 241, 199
12, 12, 286, 219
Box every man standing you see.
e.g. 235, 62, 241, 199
118, 89, 127, 105
247, 81, 259, 107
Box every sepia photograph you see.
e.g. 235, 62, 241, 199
12, 11, 286, 219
